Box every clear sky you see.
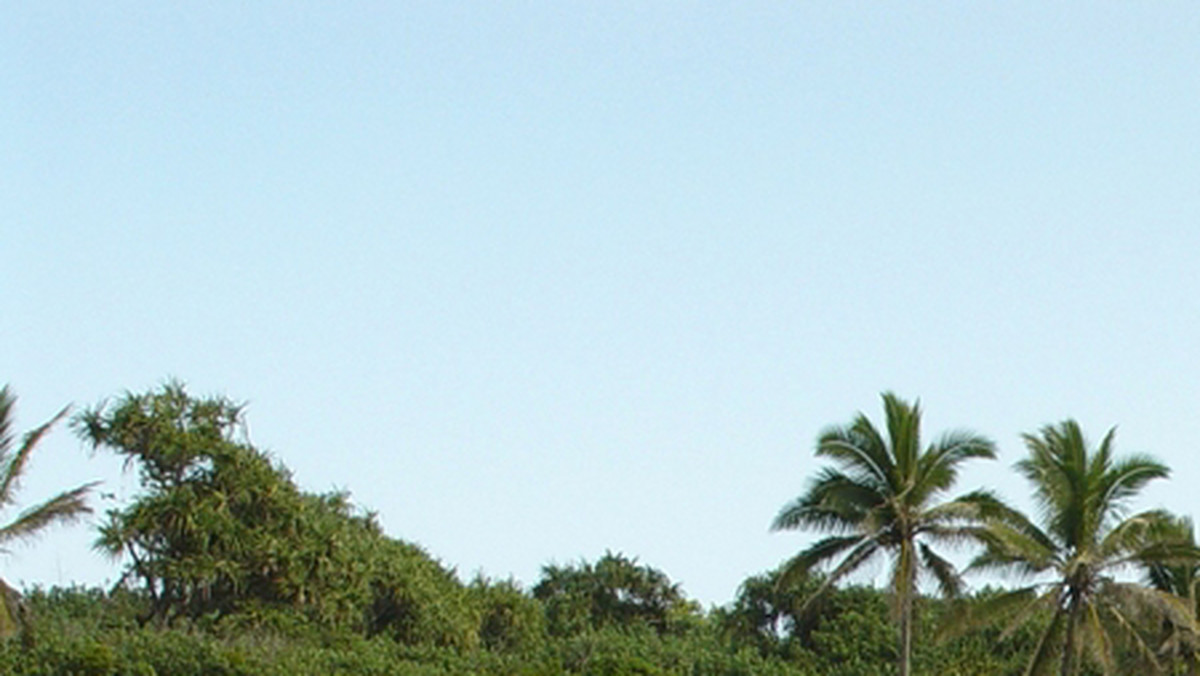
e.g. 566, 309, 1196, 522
4, 3, 1200, 606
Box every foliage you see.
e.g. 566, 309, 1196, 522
773, 392, 1001, 676
715, 565, 815, 656
1142, 516, 1200, 673
469, 576, 545, 652
533, 551, 700, 638
0, 585, 816, 676
1, 380, 1193, 674
73, 382, 477, 645
0, 580, 1087, 676
0, 386, 96, 637
961, 420, 1196, 675
363, 538, 479, 648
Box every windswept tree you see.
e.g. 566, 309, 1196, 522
0, 386, 96, 635
963, 421, 1195, 676
773, 392, 1001, 676
75, 382, 478, 645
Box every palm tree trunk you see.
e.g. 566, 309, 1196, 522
1059, 606, 1078, 676
898, 542, 915, 676
1191, 586, 1199, 676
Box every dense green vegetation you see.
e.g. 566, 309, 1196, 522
0, 383, 1196, 674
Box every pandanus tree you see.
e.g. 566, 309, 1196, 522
964, 421, 1195, 676
773, 392, 1001, 676
76, 382, 480, 645
0, 386, 96, 635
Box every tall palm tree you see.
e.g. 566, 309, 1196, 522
964, 420, 1195, 676
772, 392, 1000, 676
0, 386, 97, 635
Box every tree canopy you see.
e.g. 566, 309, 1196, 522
74, 382, 477, 645
962, 421, 1194, 675
0, 382, 1193, 675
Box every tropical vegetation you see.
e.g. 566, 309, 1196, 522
771, 392, 1001, 675
0, 381, 1196, 675
957, 421, 1195, 675
0, 386, 96, 637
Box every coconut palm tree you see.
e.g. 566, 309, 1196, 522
772, 392, 1001, 676
1142, 516, 1200, 674
964, 420, 1195, 676
0, 386, 97, 634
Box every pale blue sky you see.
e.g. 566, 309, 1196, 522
4, 3, 1200, 605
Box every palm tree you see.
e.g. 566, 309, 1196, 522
772, 392, 1000, 676
1142, 516, 1200, 674
964, 420, 1195, 676
0, 386, 97, 635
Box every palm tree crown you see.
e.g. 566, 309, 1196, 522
0, 386, 97, 635
0, 387, 96, 548
1142, 516, 1200, 674
966, 420, 1192, 676
773, 392, 999, 676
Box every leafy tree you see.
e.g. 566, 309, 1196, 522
469, 575, 546, 652
772, 392, 1001, 676
716, 567, 809, 656
964, 420, 1195, 675
0, 385, 96, 636
74, 382, 478, 645
363, 537, 480, 648
533, 552, 698, 637
75, 383, 317, 622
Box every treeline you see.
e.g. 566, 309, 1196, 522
1, 572, 1043, 675
0, 383, 1193, 675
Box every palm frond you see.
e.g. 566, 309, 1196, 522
1018, 422, 1085, 541
919, 524, 988, 548
1084, 426, 1116, 487
0, 405, 70, 507
771, 468, 883, 533
783, 536, 880, 612
1082, 603, 1115, 675
918, 542, 962, 599
0, 386, 14, 458
1141, 515, 1197, 599
880, 392, 918, 480
1099, 510, 1200, 571
998, 586, 1060, 642
779, 535, 866, 579
911, 432, 996, 502
1093, 455, 1169, 524
0, 481, 98, 545
1105, 604, 1162, 673
817, 423, 896, 492
1025, 603, 1067, 676
969, 519, 1059, 578
936, 585, 1039, 641
1103, 581, 1196, 633
1097, 509, 1171, 555
924, 489, 1024, 526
